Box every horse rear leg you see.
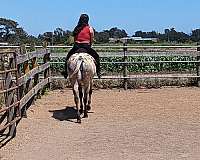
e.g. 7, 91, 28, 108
83, 85, 90, 118
87, 80, 93, 111
73, 81, 81, 123
78, 86, 83, 114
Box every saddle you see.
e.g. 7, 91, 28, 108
75, 48, 88, 53
75, 48, 97, 64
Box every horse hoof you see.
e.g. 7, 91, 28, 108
86, 105, 91, 111
83, 114, 88, 118
77, 119, 81, 123
79, 109, 83, 114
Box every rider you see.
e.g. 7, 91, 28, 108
63, 14, 100, 79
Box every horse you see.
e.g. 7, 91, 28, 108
67, 50, 96, 123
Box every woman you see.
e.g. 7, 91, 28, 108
63, 14, 100, 79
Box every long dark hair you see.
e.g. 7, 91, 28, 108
73, 14, 89, 37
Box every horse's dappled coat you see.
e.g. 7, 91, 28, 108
67, 52, 96, 123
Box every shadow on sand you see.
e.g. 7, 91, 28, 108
49, 106, 94, 123
49, 106, 77, 121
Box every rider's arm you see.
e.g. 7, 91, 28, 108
89, 26, 94, 44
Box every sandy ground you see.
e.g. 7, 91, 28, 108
1, 87, 200, 160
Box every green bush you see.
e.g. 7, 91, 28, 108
50, 55, 196, 75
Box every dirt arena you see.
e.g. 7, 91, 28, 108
1, 87, 200, 160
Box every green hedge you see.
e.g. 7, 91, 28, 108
50, 55, 196, 75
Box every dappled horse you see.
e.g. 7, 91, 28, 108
67, 50, 96, 123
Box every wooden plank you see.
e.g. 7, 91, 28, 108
35, 49, 48, 58
5, 91, 14, 107
16, 49, 48, 65
28, 49, 47, 59
8, 104, 16, 137
27, 51, 37, 59
0, 101, 20, 113
40, 62, 50, 71
17, 63, 50, 86
5, 72, 12, 89
31, 56, 38, 104
0, 116, 21, 131
18, 67, 39, 86
34, 78, 49, 93
19, 87, 35, 108
0, 50, 15, 55
16, 54, 29, 65
19, 78, 49, 108
0, 69, 17, 74
0, 86, 18, 94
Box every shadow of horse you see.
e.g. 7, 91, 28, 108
49, 106, 94, 123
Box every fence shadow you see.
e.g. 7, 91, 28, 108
0, 119, 21, 149
0, 134, 13, 149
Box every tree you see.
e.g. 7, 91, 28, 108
38, 28, 72, 45
109, 27, 127, 38
134, 30, 158, 38
191, 29, 200, 42
0, 17, 40, 45
0, 18, 18, 42
134, 31, 144, 37
94, 30, 110, 43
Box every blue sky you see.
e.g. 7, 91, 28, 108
1, 0, 200, 36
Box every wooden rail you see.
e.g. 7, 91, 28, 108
0, 46, 51, 138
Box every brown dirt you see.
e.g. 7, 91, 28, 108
1, 87, 200, 160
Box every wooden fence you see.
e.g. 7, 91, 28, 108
0, 46, 51, 138
1, 45, 200, 91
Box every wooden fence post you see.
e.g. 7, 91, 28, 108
197, 46, 200, 87
6, 55, 17, 137
42, 44, 51, 94
14, 50, 20, 118
20, 45, 29, 117
17, 51, 24, 118
32, 48, 39, 104
123, 41, 128, 90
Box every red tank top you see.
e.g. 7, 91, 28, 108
75, 26, 91, 44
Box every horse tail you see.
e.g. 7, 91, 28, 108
70, 57, 84, 79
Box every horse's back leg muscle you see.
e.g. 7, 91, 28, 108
83, 83, 90, 118
87, 80, 93, 111
73, 80, 81, 123
78, 86, 83, 114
